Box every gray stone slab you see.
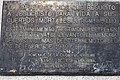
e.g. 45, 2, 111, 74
0, 1, 120, 75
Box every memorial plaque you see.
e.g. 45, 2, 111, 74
1, 0, 120, 75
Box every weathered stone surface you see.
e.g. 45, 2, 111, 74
1, 1, 120, 75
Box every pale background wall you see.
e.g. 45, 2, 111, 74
0, 0, 120, 80
1, 76, 120, 80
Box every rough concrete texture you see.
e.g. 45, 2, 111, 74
0, 76, 120, 80
1, 0, 120, 79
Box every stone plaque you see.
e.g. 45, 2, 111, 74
1, 0, 120, 75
